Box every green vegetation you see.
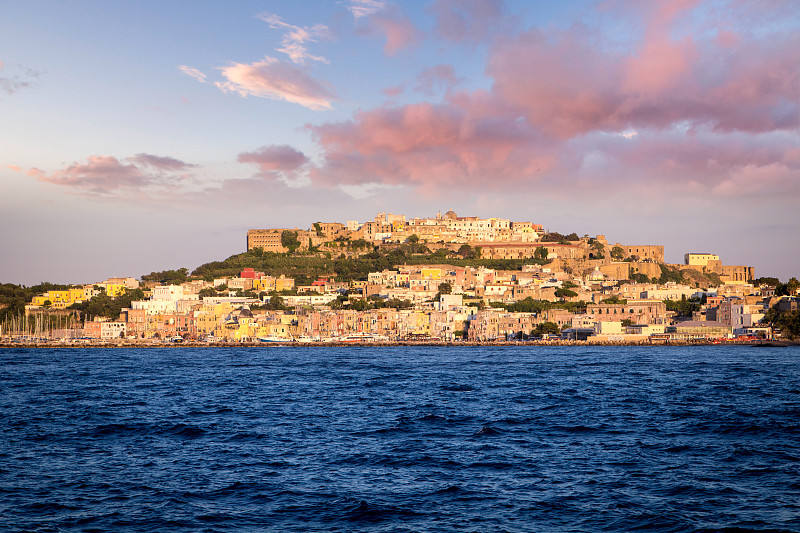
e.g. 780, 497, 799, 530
657, 264, 686, 284
753, 276, 780, 287
776, 277, 799, 296
763, 307, 800, 339
500, 297, 587, 314
281, 230, 301, 254
601, 296, 627, 304
531, 322, 560, 337
192, 245, 551, 285
456, 244, 480, 259
328, 294, 413, 311
540, 232, 579, 244
629, 272, 652, 284
663, 296, 702, 318
437, 282, 452, 295
554, 287, 578, 298
141, 268, 190, 285
588, 240, 605, 259
69, 288, 146, 321
0, 282, 71, 322
610, 246, 625, 261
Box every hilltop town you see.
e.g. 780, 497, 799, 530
2, 211, 798, 344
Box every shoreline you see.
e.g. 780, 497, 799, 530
1, 339, 795, 348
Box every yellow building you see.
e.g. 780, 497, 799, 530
30, 287, 90, 309
104, 284, 128, 297
420, 268, 442, 280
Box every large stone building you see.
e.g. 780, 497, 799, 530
584, 300, 667, 325
247, 228, 320, 252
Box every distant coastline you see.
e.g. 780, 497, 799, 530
2, 339, 794, 349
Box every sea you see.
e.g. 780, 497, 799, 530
1, 345, 799, 532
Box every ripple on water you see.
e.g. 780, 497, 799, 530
1, 345, 799, 532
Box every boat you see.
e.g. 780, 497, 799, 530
338, 333, 389, 343
258, 336, 291, 343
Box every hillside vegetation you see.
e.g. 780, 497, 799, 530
191, 245, 551, 284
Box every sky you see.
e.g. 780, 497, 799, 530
1, 0, 798, 285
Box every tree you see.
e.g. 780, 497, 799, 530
763, 308, 800, 339
267, 295, 285, 310
141, 268, 189, 284
457, 244, 479, 259
281, 231, 301, 253
313, 222, 324, 237
533, 246, 549, 262
753, 277, 780, 287
663, 297, 701, 318
776, 277, 800, 296
437, 282, 452, 295
589, 240, 605, 259
611, 246, 625, 261
407, 233, 419, 244
531, 322, 559, 337
554, 287, 577, 299
198, 287, 218, 298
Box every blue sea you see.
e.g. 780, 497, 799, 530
1, 345, 799, 532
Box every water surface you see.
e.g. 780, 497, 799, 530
2, 346, 799, 531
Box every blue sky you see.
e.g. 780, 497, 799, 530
1, 0, 798, 285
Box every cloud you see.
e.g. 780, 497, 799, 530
301, 0, 798, 200
25, 154, 196, 197
712, 161, 799, 198
238, 145, 309, 172
238, 145, 312, 187
308, 97, 555, 190
178, 65, 207, 83
487, 3, 799, 138
345, 0, 386, 19
415, 64, 462, 94
215, 56, 334, 110
128, 153, 198, 171
351, 4, 421, 55
370, 11, 420, 55
0, 61, 42, 97
256, 12, 331, 65
429, 0, 509, 44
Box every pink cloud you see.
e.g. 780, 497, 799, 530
27, 154, 196, 197
256, 12, 330, 65
216, 56, 334, 110
415, 64, 462, 94
238, 145, 309, 172
430, 0, 508, 44
712, 161, 799, 197
382, 85, 404, 98
487, 3, 799, 138
368, 10, 421, 55
308, 100, 555, 190
128, 153, 197, 171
